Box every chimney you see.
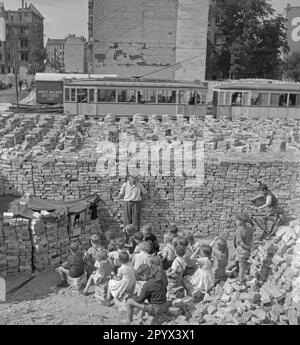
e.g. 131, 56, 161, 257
22, 0, 24, 8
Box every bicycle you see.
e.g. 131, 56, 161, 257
250, 204, 292, 240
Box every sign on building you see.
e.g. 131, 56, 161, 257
286, 6, 300, 53
0, 17, 5, 41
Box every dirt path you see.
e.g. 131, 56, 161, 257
0, 271, 124, 325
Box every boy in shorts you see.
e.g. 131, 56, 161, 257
125, 263, 168, 324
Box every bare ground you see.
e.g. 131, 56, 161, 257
0, 271, 124, 325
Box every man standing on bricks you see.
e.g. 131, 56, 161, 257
116, 175, 147, 231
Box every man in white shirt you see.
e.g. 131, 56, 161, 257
116, 175, 147, 231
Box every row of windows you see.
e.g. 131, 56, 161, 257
216, 91, 300, 107
65, 88, 204, 105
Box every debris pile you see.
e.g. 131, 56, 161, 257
159, 221, 300, 325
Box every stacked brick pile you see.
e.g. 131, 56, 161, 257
0, 208, 102, 276
159, 221, 300, 326
0, 215, 32, 276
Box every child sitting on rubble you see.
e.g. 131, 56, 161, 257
122, 224, 138, 254
142, 224, 160, 254
158, 233, 177, 270
183, 244, 215, 296
106, 229, 119, 252
132, 231, 144, 254
106, 250, 136, 307
179, 235, 198, 276
84, 234, 104, 279
166, 245, 187, 300
56, 242, 85, 288
83, 249, 113, 298
108, 234, 129, 273
132, 241, 152, 271
210, 236, 229, 283
125, 260, 168, 325
164, 224, 179, 246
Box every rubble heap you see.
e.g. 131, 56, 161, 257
157, 221, 300, 325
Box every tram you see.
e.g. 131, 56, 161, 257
212, 81, 300, 120
63, 78, 208, 117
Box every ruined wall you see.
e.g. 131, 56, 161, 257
1, 157, 299, 241
91, 0, 208, 80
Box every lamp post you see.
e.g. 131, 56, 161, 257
12, 25, 19, 106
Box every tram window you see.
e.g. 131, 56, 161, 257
232, 92, 242, 106
77, 89, 88, 103
271, 93, 288, 107
89, 89, 95, 102
71, 88, 76, 102
143, 90, 156, 103
178, 90, 186, 104
213, 91, 218, 106
242, 92, 249, 106
157, 90, 176, 104
224, 92, 231, 105
137, 90, 144, 103
117, 89, 136, 102
65, 88, 70, 102
97, 89, 116, 102
288, 94, 300, 107
195, 92, 201, 104
251, 92, 269, 106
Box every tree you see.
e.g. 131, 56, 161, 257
29, 46, 47, 74
210, 0, 289, 79
283, 50, 300, 81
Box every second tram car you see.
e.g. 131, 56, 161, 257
213, 81, 300, 120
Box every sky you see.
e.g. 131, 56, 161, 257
4, 0, 88, 41
4, 0, 300, 42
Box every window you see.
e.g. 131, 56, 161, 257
213, 91, 218, 106
251, 92, 269, 106
270, 93, 288, 107
77, 88, 88, 103
89, 89, 95, 102
0, 53, 2, 61
20, 52, 28, 61
117, 89, 136, 102
65, 88, 70, 102
97, 89, 116, 102
157, 90, 176, 103
231, 92, 243, 106
71, 88, 76, 102
141, 89, 156, 103
19, 13, 22, 21
288, 94, 300, 107
179, 90, 187, 104
20, 39, 28, 48
242, 92, 249, 106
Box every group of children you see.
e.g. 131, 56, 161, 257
56, 213, 254, 324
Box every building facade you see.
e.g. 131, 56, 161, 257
88, 0, 209, 81
46, 38, 65, 71
0, 1, 44, 75
64, 36, 87, 74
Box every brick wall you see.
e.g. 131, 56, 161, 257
1, 157, 299, 240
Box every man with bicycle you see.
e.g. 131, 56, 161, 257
252, 183, 284, 237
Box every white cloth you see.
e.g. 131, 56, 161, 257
119, 181, 146, 201
188, 257, 214, 293
108, 263, 136, 300
132, 251, 151, 270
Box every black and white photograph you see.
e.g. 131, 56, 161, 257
0, 0, 300, 331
